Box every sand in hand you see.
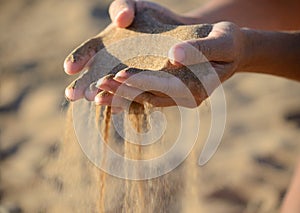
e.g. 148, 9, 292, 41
65, 5, 213, 213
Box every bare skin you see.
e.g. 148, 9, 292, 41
281, 161, 300, 213
64, 2, 246, 109
64, 0, 300, 108
64, 5, 228, 108
64, 0, 300, 211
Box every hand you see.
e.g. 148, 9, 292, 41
107, 0, 245, 67
64, 0, 186, 75
64, 0, 247, 109
95, 21, 246, 109
108, 0, 188, 28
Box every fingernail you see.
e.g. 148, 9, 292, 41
96, 76, 114, 90
115, 68, 137, 79
95, 91, 110, 105
63, 60, 69, 72
85, 84, 97, 96
65, 87, 75, 102
63, 54, 83, 74
169, 46, 185, 64
115, 8, 127, 22
115, 71, 126, 78
89, 82, 98, 91
63, 57, 74, 74
96, 78, 105, 88
94, 94, 103, 105
84, 83, 99, 101
114, 71, 129, 82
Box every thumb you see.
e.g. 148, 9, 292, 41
109, 0, 135, 28
168, 36, 230, 65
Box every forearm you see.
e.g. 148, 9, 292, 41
181, 0, 300, 30
238, 29, 300, 81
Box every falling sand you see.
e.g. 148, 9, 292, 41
64, 5, 213, 213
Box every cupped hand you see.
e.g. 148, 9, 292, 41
64, 0, 186, 76
95, 21, 246, 109
64, 0, 247, 109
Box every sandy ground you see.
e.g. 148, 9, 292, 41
1, 0, 300, 212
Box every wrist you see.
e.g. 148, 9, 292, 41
236, 27, 254, 72
235, 28, 300, 81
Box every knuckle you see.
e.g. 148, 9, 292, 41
195, 98, 202, 107
139, 92, 156, 106
148, 97, 159, 106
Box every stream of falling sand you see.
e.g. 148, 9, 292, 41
58, 100, 204, 212
80, 102, 200, 213
98, 106, 111, 213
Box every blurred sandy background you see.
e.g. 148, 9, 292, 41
0, 0, 300, 212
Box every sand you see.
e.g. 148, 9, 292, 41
64, 7, 216, 212
1, 0, 300, 212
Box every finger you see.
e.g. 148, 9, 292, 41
84, 82, 102, 101
95, 91, 130, 108
101, 74, 200, 107
64, 37, 104, 75
97, 76, 201, 107
129, 92, 201, 108
65, 70, 109, 101
133, 92, 176, 107
168, 26, 233, 65
65, 78, 87, 101
95, 91, 114, 105
96, 74, 122, 92
114, 69, 189, 98
109, 0, 135, 28
112, 69, 168, 97
98, 88, 177, 107
168, 39, 214, 65
97, 74, 144, 101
